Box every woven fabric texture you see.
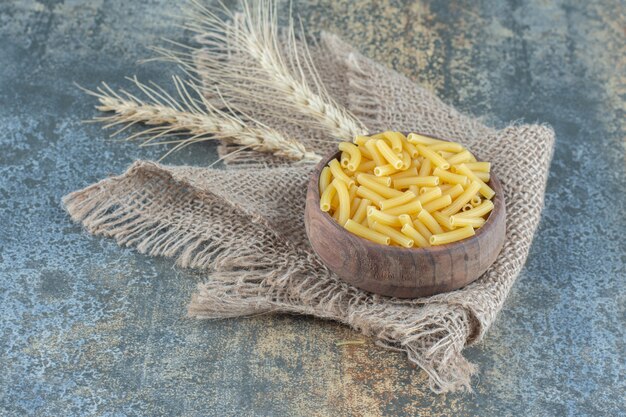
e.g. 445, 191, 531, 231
64, 33, 554, 393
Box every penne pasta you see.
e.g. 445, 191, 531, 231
382, 199, 423, 216
400, 223, 430, 248
423, 195, 453, 212
319, 166, 332, 194
474, 171, 490, 182
427, 142, 465, 153
361, 173, 392, 187
441, 180, 481, 216
417, 187, 443, 204
390, 167, 418, 180
464, 161, 490, 172
367, 207, 401, 227
356, 160, 376, 172
432, 211, 454, 230
352, 198, 371, 224
416, 144, 450, 170
417, 209, 445, 234
394, 176, 440, 189
449, 215, 486, 228
432, 167, 468, 186
446, 150, 472, 165
338, 142, 362, 172
471, 195, 482, 207
329, 159, 355, 187
380, 191, 417, 211
365, 139, 386, 166
402, 138, 420, 158
353, 135, 370, 146
455, 200, 494, 218
441, 184, 465, 199
408, 185, 420, 196
382, 131, 405, 153
344, 219, 391, 245
350, 197, 362, 217
452, 164, 495, 199
374, 164, 400, 177
340, 151, 350, 168
407, 132, 444, 146
412, 218, 433, 240
356, 186, 385, 208
430, 226, 475, 246
376, 139, 403, 169
371, 222, 414, 248
320, 182, 336, 212
357, 173, 404, 198
398, 214, 413, 227
332, 178, 351, 226
418, 158, 432, 177
400, 150, 411, 169
462, 203, 474, 212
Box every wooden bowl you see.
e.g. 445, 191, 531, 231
304, 145, 506, 299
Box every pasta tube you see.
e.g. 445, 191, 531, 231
427, 142, 465, 153
328, 159, 355, 187
320, 182, 336, 212
332, 178, 351, 226
382, 131, 405, 153
446, 150, 472, 165
382, 199, 423, 216
376, 140, 403, 169
319, 166, 332, 194
356, 186, 385, 208
338, 142, 362, 172
361, 173, 392, 187
416, 144, 450, 170
356, 160, 376, 172
394, 176, 440, 189
344, 219, 390, 246
432, 167, 468, 186
367, 207, 401, 227
402, 139, 419, 158
407, 133, 444, 146
474, 171, 490, 182
371, 222, 414, 248
351, 198, 371, 224
471, 195, 482, 207
374, 164, 400, 177
464, 162, 491, 172
412, 218, 433, 240
400, 223, 430, 248
423, 195, 452, 212
365, 139, 386, 166
380, 191, 417, 211
441, 184, 465, 199
430, 226, 475, 246
449, 215, 486, 228
417, 209, 444, 234
417, 187, 443, 204
453, 164, 495, 199
400, 150, 411, 169
356, 173, 404, 198
418, 158, 432, 177
432, 211, 454, 230
441, 180, 482, 216
455, 200, 494, 218
350, 197, 362, 217
390, 167, 418, 180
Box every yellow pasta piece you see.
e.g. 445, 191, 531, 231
410, 158, 421, 169
350, 197, 362, 217
464, 162, 490, 172
430, 226, 475, 246
417, 187, 443, 204
455, 200, 494, 218
471, 195, 482, 207
398, 214, 413, 227
432, 211, 453, 230
402, 138, 420, 158
344, 219, 390, 246
352, 198, 371, 224
432, 167, 468, 186
416, 144, 450, 170
462, 204, 473, 212
400, 223, 430, 248
332, 178, 351, 226
367, 207, 401, 227
380, 191, 417, 211
374, 164, 399, 177
423, 195, 452, 212
390, 167, 418, 180
353, 135, 370, 146
361, 173, 391, 187
338, 142, 362, 172
439, 184, 452, 191
417, 209, 444, 234
474, 171, 490, 182
441, 180, 482, 216
394, 176, 440, 189
446, 150, 472, 165
371, 222, 414, 248
332, 209, 340, 221
419, 186, 438, 195
356, 173, 404, 199
365, 139, 386, 166
407, 133, 445, 146
348, 184, 358, 201
331, 193, 339, 210
320, 182, 336, 212
375, 140, 403, 169
408, 185, 420, 196
427, 142, 465, 153
340, 151, 350, 168
453, 164, 495, 199
382, 131, 405, 153
356, 186, 385, 208
370, 133, 386, 140
441, 184, 465, 199
328, 159, 355, 188
449, 215, 486, 228
400, 150, 411, 169
418, 158, 432, 177
412, 218, 433, 240
356, 160, 376, 172
382, 199, 423, 216
319, 166, 332, 194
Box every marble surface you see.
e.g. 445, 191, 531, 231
1, 0, 624, 415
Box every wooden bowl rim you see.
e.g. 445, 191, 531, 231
307, 133, 505, 255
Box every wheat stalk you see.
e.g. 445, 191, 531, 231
156, 0, 368, 141
82, 77, 321, 163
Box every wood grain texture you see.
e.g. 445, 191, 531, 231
305, 148, 506, 298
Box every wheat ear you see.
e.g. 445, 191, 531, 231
81, 77, 321, 162
153, 0, 368, 141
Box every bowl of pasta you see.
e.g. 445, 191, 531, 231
304, 132, 506, 298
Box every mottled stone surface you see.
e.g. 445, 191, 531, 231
0, 0, 624, 415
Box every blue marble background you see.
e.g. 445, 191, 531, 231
0, 0, 624, 415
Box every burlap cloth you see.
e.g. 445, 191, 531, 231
63, 33, 555, 393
